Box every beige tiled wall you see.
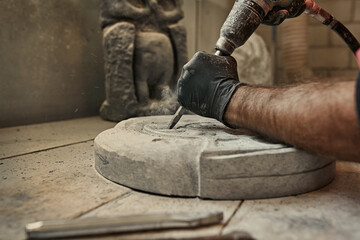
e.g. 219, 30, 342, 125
182, 0, 233, 57
307, 0, 359, 79
256, 0, 360, 82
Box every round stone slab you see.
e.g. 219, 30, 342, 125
94, 115, 335, 200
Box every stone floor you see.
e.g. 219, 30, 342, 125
1, 116, 360, 240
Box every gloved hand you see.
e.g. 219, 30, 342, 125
262, 0, 306, 25
262, 7, 289, 25
177, 51, 243, 124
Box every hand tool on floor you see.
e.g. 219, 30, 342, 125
25, 211, 223, 239
167, 0, 360, 129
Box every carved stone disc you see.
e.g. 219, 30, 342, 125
94, 115, 335, 200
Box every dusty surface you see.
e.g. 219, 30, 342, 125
95, 115, 335, 200
1, 117, 360, 240
0, 117, 115, 159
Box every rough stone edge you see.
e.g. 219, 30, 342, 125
199, 161, 336, 200
94, 126, 206, 197
201, 148, 334, 177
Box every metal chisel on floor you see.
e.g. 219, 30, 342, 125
25, 211, 223, 239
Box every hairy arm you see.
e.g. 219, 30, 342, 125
224, 81, 360, 161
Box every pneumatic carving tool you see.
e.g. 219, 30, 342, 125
168, 0, 360, 129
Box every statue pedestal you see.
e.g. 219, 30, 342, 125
94, 115, 335, 200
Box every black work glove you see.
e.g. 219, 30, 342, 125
177, 51, 243, 124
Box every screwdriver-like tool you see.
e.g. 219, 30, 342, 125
25, 212, 223, 239
167, 105, 186, 129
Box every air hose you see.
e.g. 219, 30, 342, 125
305, 0, 360, 55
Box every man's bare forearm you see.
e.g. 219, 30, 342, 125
224, 81, 360, 161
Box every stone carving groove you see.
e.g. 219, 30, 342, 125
94, 115, 335, 200
100, 0, 187, 121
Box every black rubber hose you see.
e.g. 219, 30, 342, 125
305, 0, 360, 54
328, 19, 360, 54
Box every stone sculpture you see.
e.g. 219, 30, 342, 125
95, 115, 335, 200
232, 33, 273, 86
100, 0, 187, 121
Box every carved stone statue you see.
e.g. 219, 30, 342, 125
100, 0, 187, 121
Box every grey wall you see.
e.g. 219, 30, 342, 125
0, 0, 105, 127
253, 0, 360, 81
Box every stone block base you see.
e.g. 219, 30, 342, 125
94, 115, 335, 200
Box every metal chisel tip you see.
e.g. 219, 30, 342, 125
167, 106, 186, 129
